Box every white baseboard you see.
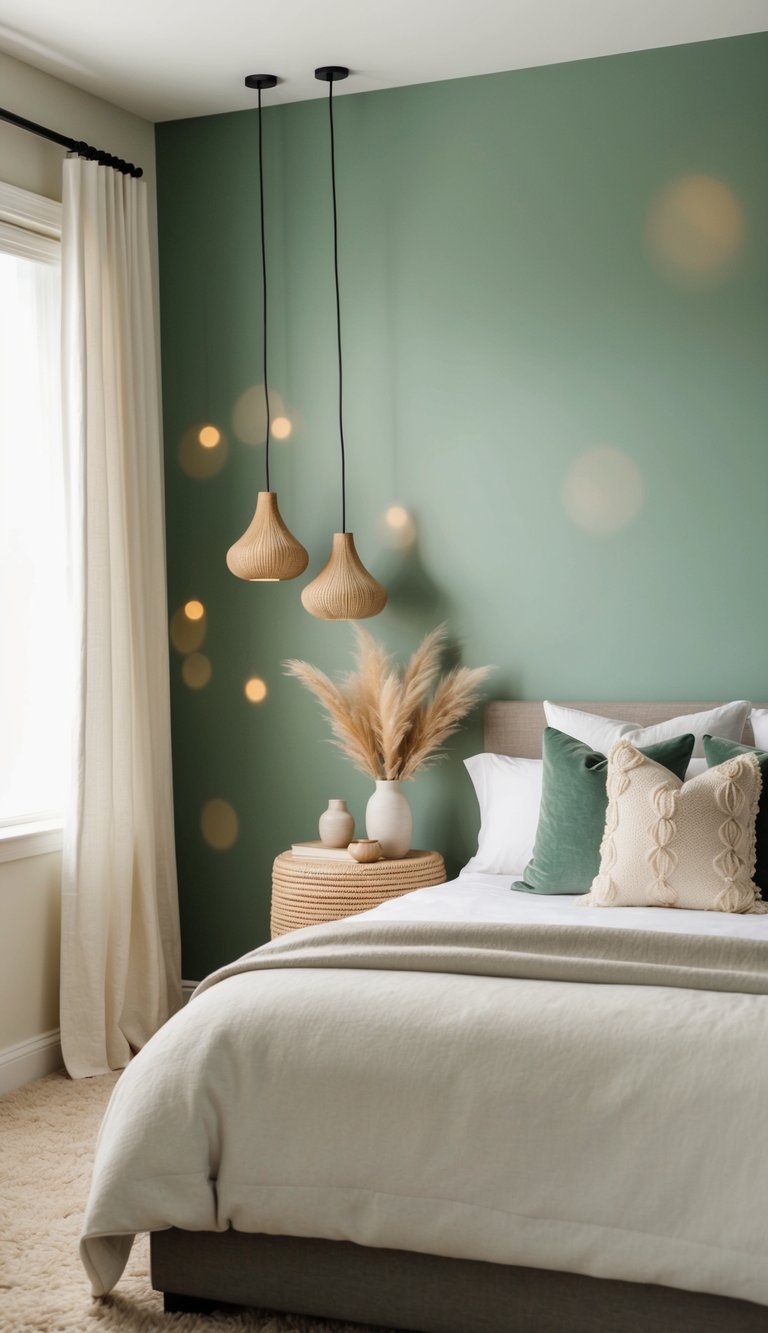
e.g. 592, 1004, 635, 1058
0, 993, 200, 1095
0, 1028, 63, 1096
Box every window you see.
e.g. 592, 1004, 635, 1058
0, 182, 68, 856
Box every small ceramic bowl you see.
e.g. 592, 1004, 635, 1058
348, 839, 382, 863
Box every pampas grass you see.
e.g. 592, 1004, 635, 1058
284, 625, 492, 780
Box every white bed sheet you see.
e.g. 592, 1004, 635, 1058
367, 869, 768, 939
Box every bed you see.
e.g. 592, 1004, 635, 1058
81, 701, 768, 1332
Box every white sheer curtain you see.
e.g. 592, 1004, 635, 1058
60, 158, 182, 1078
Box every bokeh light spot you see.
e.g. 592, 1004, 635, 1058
178, 422, 228, 478
233, 384, 286, 445
170, 605, 206, 654
562, 447, 645, 534
184, 599, 205, 621
201, 798, 239, 851
182, 653, 212, 689
244, 676, 268, 703
379, 503, 417, 550
647, 175, 744, 286
271, 416, 292, 440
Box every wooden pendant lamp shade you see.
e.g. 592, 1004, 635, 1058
227, 74, 307, 584
301, 532, 387, 619
302, 66, 387, 621
227, 491, 308, 581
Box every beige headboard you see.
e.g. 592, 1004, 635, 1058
484, 701, 761, 759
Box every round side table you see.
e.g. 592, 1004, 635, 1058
271, 849, 446, 938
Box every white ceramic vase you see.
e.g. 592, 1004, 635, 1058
365, 780, 412, 858
318, 799, 354, 848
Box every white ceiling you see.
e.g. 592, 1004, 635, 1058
1, 0, 766, 123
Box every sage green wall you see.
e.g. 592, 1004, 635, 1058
156, 34, 768, 980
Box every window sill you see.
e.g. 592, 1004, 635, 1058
0, 819, 63, 864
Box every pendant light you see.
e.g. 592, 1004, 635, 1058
301, 66, 387, 621
227, 74, 308, 583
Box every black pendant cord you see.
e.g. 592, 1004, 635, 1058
328, 79, 347, 534
0, 104, 142, 176
258, 86, 272, 493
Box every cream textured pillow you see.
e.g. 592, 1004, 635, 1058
582, 740, 767, 914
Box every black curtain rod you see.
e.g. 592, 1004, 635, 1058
0, 105, 143, 178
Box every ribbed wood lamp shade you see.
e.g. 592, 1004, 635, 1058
301, 532, 387, 619
227, 77, 308, 587
226, 491, 309, 581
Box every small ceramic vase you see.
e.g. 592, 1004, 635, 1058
318, 799, 354, 848
365, 780, 412, 858
348, 839, 382, 864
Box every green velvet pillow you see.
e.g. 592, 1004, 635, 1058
514, 727, 696, 895
703, 734, 768, 900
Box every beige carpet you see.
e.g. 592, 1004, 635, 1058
0, 1071, 382, 1333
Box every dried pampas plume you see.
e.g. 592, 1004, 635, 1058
284, 624, 492, 780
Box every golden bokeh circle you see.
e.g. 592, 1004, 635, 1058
647, 175, 744, 286
379, 503, 417, 550
201, 799, 239, 851
178, 423, 229, 478
562, 447, 645, 535
182, 653, 212, 689
170, 606, 206, 654
233, 385, 286, 445
244, 676, 268, 703
271, 416, 292, 440
184, 599, 205, 621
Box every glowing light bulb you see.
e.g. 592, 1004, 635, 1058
184, 599, 205, 621
198, 425, 221, 448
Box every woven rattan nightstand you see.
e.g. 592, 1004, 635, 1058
271, 849, 446, 938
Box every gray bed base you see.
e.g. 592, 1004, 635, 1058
150, 1230, 768, 1332
151, 703, 768, 1330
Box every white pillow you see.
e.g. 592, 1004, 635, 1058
462, 753, 542, 877
544, 700, 750, 759
751, 709, 768, 750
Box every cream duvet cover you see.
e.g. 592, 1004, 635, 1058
81, 875, 768, 1307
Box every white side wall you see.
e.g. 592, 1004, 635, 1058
0, 47, 157, 269
0, 852, 62, 1092
0, 50, 158, 1090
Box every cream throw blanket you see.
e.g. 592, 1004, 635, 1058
81, 918, 768, 1307
195, 916, 768, 996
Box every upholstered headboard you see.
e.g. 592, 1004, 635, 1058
484, 701, 762, 759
